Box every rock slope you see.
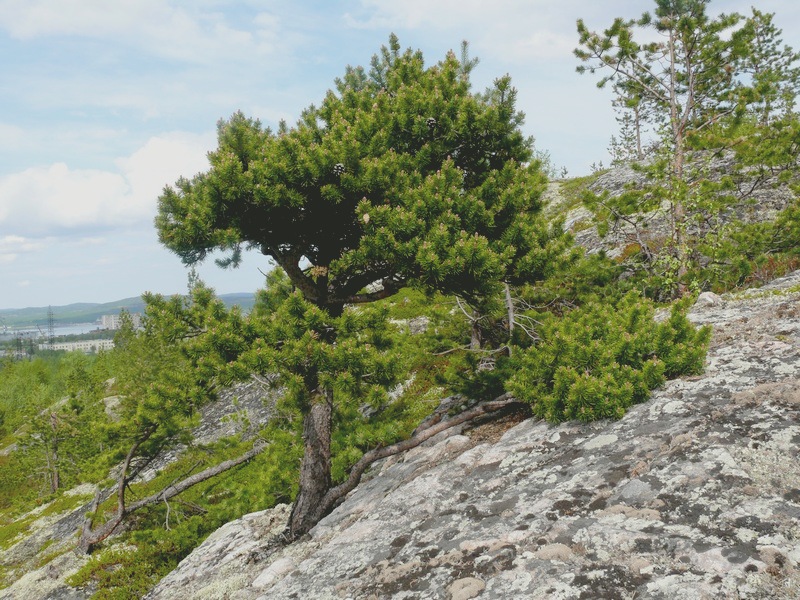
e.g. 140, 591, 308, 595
547, 158, 798, 260
147, 270, 800, 599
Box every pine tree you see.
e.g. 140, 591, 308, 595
575, 1, 800, 295
155, 36, 567, 537
737, 8, 800, 125
77, 293, 267, 551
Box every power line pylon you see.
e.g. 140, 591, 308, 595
47, 306, 55, 347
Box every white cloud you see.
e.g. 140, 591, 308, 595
343, 0, 578, 68
0, 235, 44, 263
17, 280, 31, 288
346, 0, 496, 30
0, 235, 42, 251
71, 237, 107, 247
0, 123, 28, 148
116, 132, 215, 210
342, 1, 639, 64
0, 1, 282, 64
0, 164, 130, 230
0, 132, 214, 237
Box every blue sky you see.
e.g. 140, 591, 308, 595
1, 0, 798, 310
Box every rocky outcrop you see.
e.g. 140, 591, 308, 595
135, 376, 279, 482
557, 158, 798, 259
193, 376, 279, 446
148, 270, 800, 599
0, 485, 95, 600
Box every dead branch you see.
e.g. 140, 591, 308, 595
78, 441, 268, 553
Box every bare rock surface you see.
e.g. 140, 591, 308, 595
148, 270, 800, 599
192, 376, 279, 446
120, 377, 278, 484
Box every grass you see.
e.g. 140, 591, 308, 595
0, 490, 93, 551
0, 511, 38, 550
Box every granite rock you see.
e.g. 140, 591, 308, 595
147, 270, 800, 600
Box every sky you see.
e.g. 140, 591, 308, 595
1, 0, 798, 310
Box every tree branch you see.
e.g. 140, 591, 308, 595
79, 441, 268, 553
332, 275, 406, 305
269, 249, 320, 302
338, 286, 398, 304
305, 394, 522, 533
125, 442, 267, 514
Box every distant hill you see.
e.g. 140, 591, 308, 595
0, 293, 256, 327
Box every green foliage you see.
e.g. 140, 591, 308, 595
521, 250, 627, 308
153, 35, 576, 537
0, 352, 110, 508
507, 294, 710, 423
67, 426, 300, 598
156, 36, 565, 315
576, 2, 800, 296
69, 546, 153, 600
736, 8, 800, 124
100, 295, 218, 476
0, 509, 39, 551
0, 31, 735, 597
431, 240, 635, 403
692, 193, 800, 292
0, 355, 64, 436
576, 1, 749, 125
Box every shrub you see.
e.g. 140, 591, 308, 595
507, 293, 710, 422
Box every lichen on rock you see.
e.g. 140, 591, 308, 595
145, 271, 800, 599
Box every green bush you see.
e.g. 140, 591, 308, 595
507, 293, 710, 422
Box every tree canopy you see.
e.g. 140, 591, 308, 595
156, 35, 563, 315
575, 0, 800, 295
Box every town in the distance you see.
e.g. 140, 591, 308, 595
0, 311, 143, 358
0, 292, 255, 359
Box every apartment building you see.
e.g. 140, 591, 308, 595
100, 313, 142, 330
39, 339, 115, 353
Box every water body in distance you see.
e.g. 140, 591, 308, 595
0, 323, 102, 340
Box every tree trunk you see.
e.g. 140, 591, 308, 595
504, 284, 515, 335
283, 393, 524, 541
48, 412, 60, 493
470, 309, 482, 351
634, 103, 644, 160
667, 26, 689, 294
317, 394, 521, 515
287, 389, 333, 539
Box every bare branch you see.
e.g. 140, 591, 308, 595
433, 344, 471, 356
79, 441, 268, 553
315, 394, 523, 523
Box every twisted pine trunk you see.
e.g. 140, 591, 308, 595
287, 391, 333, 540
